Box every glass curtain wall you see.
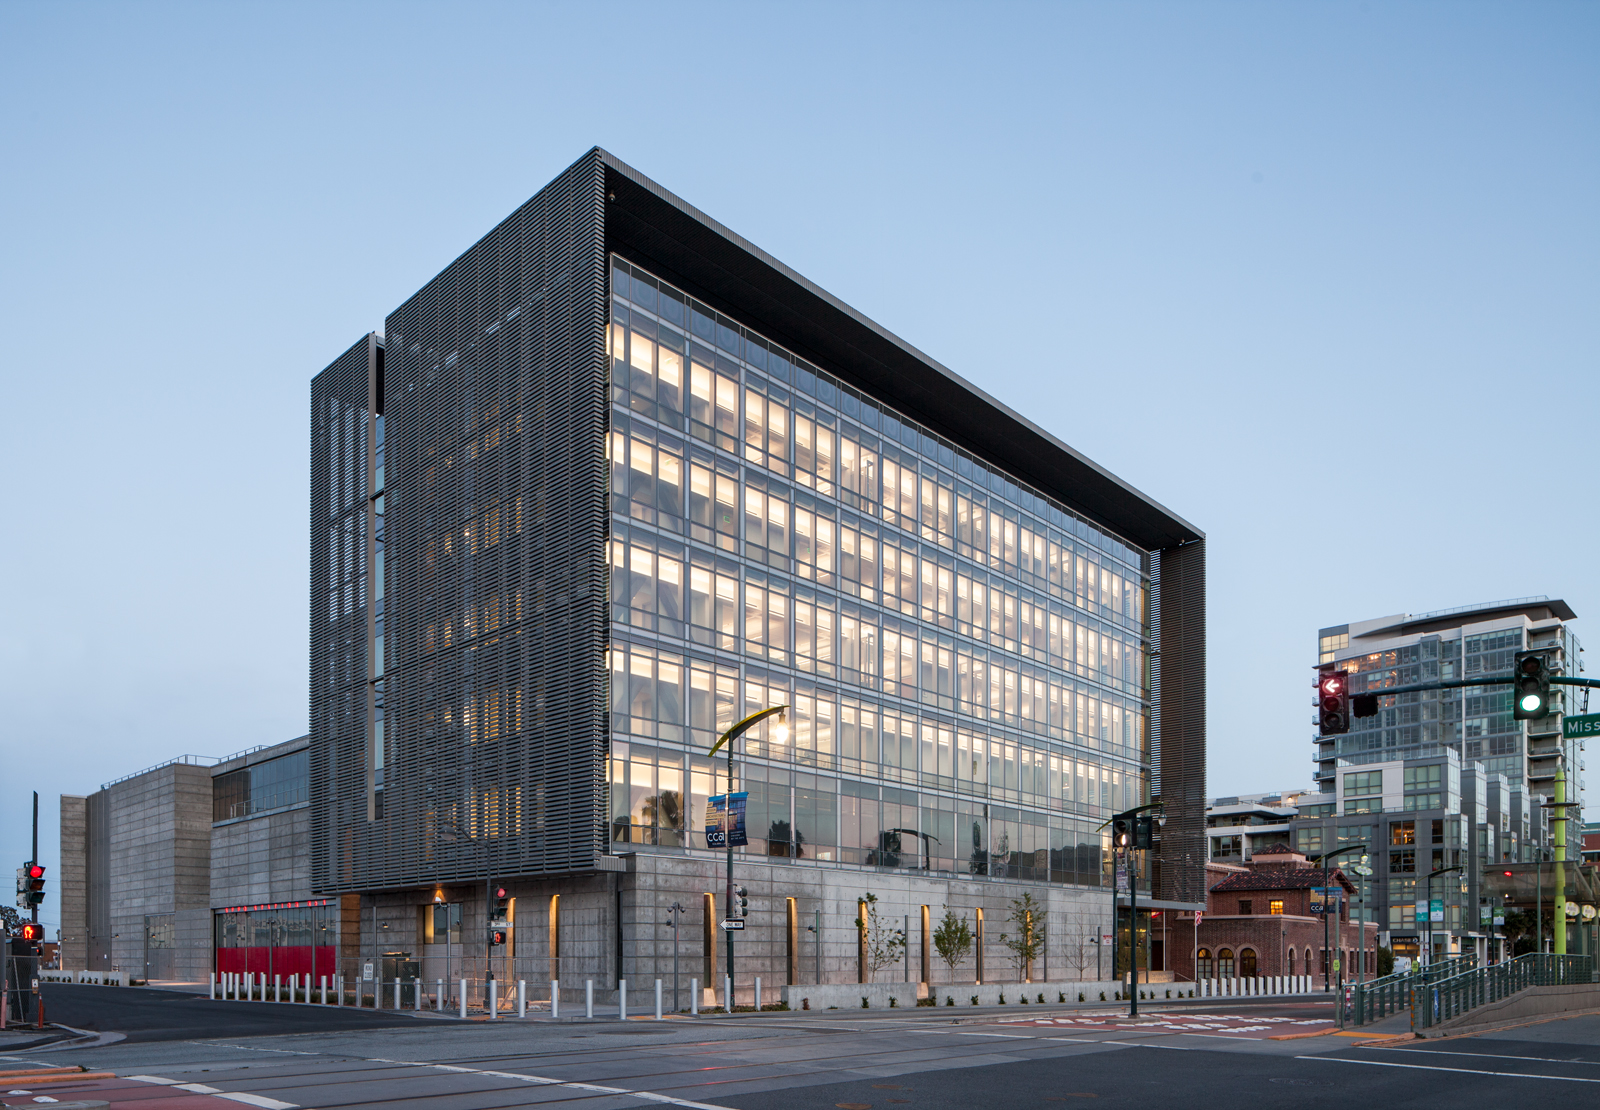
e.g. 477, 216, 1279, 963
606, 257, 1152, 891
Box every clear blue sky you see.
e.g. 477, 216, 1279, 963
3, 2, 1595, 934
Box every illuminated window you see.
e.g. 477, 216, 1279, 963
1269, 900, 1284, 915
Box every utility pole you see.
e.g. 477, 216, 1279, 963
31, 792, 39, 924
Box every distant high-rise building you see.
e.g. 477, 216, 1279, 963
1315, 598, 1583, 806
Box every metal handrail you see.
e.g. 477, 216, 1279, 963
1351, 953, 1478, 1026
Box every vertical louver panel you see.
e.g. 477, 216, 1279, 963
1155, 538, 1205, 905
312, 150, 609, 893
310, 335, 377, 893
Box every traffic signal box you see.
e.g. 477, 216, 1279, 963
1111, 816, 1132, 849
1132, 813, 1154, 850
19, 922, 43, 943
15, 863, 45, 910
1512, 650, 1551, 720
1318, 670, 1351, 736
489, 886, 510, 945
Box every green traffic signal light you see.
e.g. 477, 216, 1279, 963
1512, 650, 1550, 720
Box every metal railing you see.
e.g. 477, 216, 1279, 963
1351, 954, 1478, 1026
1413, 953, 1593, 1031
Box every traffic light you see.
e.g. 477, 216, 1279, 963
17, 863, 45, 909
1133, 814, 1154, 850
19, 921, 44, 944
1352, 694, 1379, 719
1512, 650, 1551, 720
1111, 816, 1132, 848
490, 885, 510, 927
735, 886, 749, 918
488, 927, 507, 946
1317, 670, 1350, 736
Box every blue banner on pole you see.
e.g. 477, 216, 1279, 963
706, 793, 748, 848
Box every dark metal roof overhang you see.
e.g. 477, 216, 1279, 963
1359, 599, 1577, 640
597, 149, 1202, 554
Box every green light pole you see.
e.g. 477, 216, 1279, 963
1101, 801, 1164, 1018
707, 704, 788, 1006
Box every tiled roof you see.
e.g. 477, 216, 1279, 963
1252, 844, 1299, 856
1210, 867, 1356, 894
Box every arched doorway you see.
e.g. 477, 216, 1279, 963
1218, 948, 1235, 979
1196, 948, 1214, 979
1240, 948, 1257, 978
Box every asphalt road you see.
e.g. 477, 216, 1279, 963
38, 982, 435, 1042
4, 990, 1596, 1110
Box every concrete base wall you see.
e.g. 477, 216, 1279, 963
1424, 983, 1600, 1037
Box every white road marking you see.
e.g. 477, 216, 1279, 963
1299, 1056, 1600, 1083
126, 1074, 302, 1108
1365, 1046, 1600, 1067
366, 1058, 736, 1109
215, 1093, 300, 1109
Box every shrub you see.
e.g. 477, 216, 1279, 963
1165, 990, 1171, 999
1058, 992, 1066, 1003
916, 996, 934, 1007
802, 998, 810, 1010
946, 996, 955, 1006
1020, 995, 1028, 1004
861, 997, 870, 1008
1099, 992, 1106, 1001
999, 992, 1007, 1004
1037, 993, 1045, 1004
971, 995, 980, 1006
889, 997, 898, 1007
1078, 993, 1085, 1002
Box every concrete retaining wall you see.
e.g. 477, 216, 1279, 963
1423, 984, 1600, 1037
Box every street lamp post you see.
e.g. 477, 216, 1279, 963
708, 704, 788, 1003
1312, 846, 1365, 992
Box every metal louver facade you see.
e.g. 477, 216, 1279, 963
310, 333, 378, 892
1153, 538, 1206, 905
312, 152, 610, 893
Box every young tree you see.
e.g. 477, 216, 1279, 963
932, 906, 974, 984
855, 892, 905, 981
997, 892, 1044, 982
1061, 930, 1097, 981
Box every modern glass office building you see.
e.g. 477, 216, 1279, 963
308, 149, 1206, 991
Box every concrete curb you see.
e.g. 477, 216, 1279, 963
1266, 1026, 1339, 1041
1416, 1005, 1600, 1040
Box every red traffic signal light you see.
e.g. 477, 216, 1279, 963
494, 886, 508, 900
27, 864, 44, 880
1318, 669, 1350, 736
19, 922, 44, 943
1504, 870, 1514, 877
489, 928, 507, 946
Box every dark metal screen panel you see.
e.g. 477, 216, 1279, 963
309, 335, 377, 893
1154, 538, 1206, 904
313, 150, 610, 893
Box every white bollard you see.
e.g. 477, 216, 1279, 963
210, 973, 216, 1001
655, 979, 663, 1021
586, 980, 594, 1019
619, 979, 627, 1021
275, 973, 281, 1002
257, 972, 265, 1001
489, 978, 498, 1019
337, 973, 344, 1006
691, 977, 699, 1016
551, 979, 559, 1019
755, 977, 762, 1011
321, 975, 328, 1005
416, 977, 423, 1012
395, 978, 402, 1009
459, 978, 468, 1020
724, 975, 732, 1013
437, 978, 445, 1011
517, 980, 526, 1018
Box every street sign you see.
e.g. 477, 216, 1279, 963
1563, 713, 1600, 740
1430, 897, 1444, 923
720, 919, 745, 931
1309, 887, 1342, 915
1350, 864, 1373, 877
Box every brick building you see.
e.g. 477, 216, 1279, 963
1169, 846, 1379, 983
